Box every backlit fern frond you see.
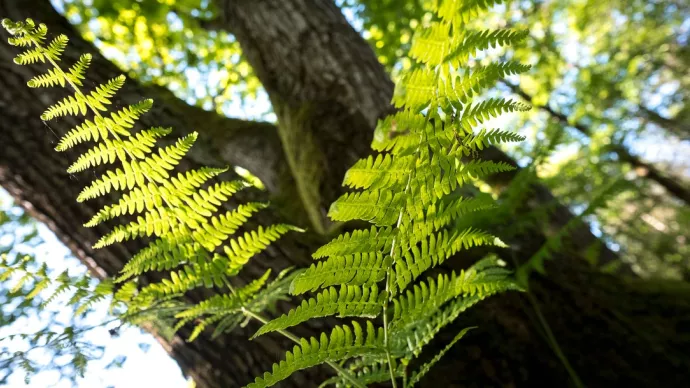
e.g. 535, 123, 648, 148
290, 253, 391, 295
255, 284, 385, 337
312, 226, 396, 259
253, 0, 527, 384
247, 321, 387, 388
3, 17, 301, 344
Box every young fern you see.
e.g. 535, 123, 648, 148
1, 18, 301, 341
250, 1, 529, 387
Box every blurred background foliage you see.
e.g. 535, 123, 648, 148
1, 0, 689, 384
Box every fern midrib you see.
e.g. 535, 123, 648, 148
381, 128, 426, 388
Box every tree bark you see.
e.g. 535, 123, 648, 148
1, 1, 689, 388
218, 0, 395, 234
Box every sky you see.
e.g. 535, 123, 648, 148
0, 189, 189, 388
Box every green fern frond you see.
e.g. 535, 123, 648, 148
255, 285, 384, 337
41, 75, 125, 120
320, 361, 404, 387
328, 189, 404, 226
116, 202, 267, 281
221, 224, 301, 275
409, 22, 455, 66
312, 226, 395, 259
410, 196, 496, 238
13, 46, 47, 64
247, 321, 386, 388
392, 227, 506, 292
173, 270, 274, 340
343, 154, 415, 190
4, 18, 303, 356
446, 29, 529, 64
76, 133, 198, 202
252, 1, 528, 384
67, 127, 172, 173
27, 67, 64, 88
458, 98, 531, 132
290, 253, 391, 295
66, 53, 92, 86
371, 110, 428, 153
462, 128, 526, 150
406, 327, 474, 387
55, 99, 153, 151
394, 68, 437, 110
443, 61, 531, 104
435, 0, 508, 25
84, 167, 228, 227
43, 34, 68, 61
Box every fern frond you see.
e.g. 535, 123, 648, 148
436, 0, 508, 25
458, 98, 531, 132
343, 154, 415, 190
221, 224, 301, 275
66, 53, 92, 86
392, 227, 506, 292
84, 167, 228, 227
76, 133, 197, 202
27, 68, 65, 88
410, 196, 496, 238
371, 110, 429, 153
116, 202, 267, 281
320, 361, 404, 387
41, 75, 126, 120
409, 22, 455, 66
67, 127, 172, 173
328, 189, 404, 226
43, 34, 68, 61
247, 322, 386, 388
446, 29, 529, 65
290, 253, 391, 295
406, 327, 474, 387
443, 61, 531, 104
312, 226, 395, 259
55, 99, 153, 151
173, 270, 273, 340
255, 285, 384, 337
461, 128, 526, 151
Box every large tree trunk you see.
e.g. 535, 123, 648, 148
1, 1, 689, 388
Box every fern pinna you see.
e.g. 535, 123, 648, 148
249, 1, 529, 387
1, 18, 301, 341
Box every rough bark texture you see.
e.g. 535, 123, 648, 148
219, 0, 395, 234
1, 1, 689, 388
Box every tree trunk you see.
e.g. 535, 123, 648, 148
1, 1, 689, 388
219, 0, 395, 234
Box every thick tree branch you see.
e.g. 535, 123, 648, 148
638, 104, 690, 141
218, 0, 395, 234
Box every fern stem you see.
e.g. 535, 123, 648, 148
241, 308, 366, 388
381, 128, 425, 388
525, 291, 584, 388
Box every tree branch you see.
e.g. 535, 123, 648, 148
502, 80, 690, 205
